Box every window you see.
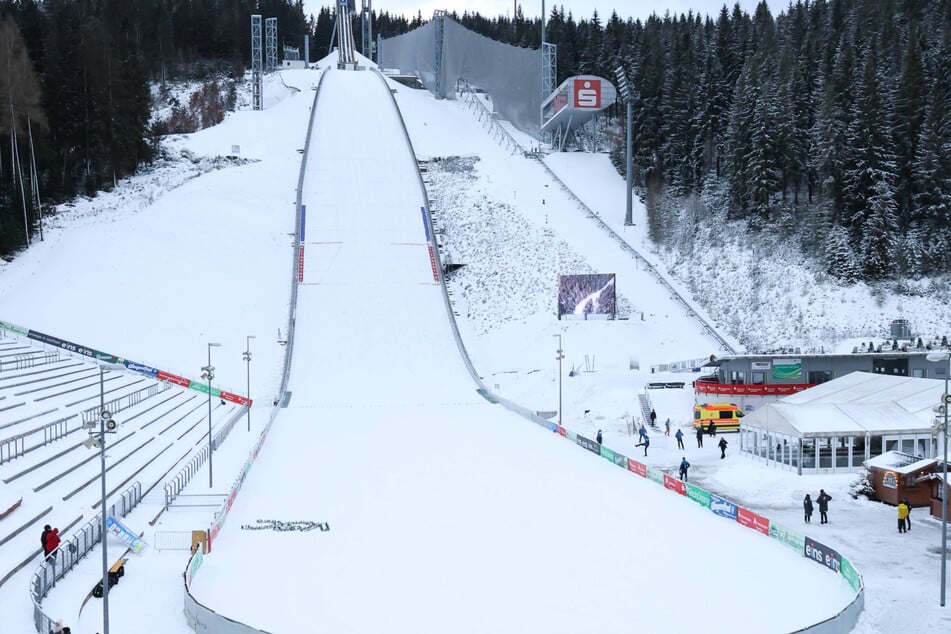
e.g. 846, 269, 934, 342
730, 370, 746, 384
808, 371, 831, 384
752, 371, 765, 385
912, 368, 925, 378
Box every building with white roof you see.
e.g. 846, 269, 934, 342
739, 371, 943, 474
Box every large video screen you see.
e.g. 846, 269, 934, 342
557, 273, 616, 318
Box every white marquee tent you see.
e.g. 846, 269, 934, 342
740, 371, 943, 474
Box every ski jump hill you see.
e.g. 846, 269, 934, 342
180, 65, 863, 633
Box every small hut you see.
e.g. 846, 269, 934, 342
924, 467, 949, 520
864, 451, 938, 507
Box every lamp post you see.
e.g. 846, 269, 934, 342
926, 351, 950, 607
615, 66, 636, 226
554, 334, 564, 426
201, 343, 221, 488
243, 336, 256, 432
83, 366, 119, 634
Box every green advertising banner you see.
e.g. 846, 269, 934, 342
840, 557, 862, 592
647, 466, 664, 485
685, 483, 711, 508
613, 452, 627, 468
0, 320, 29, 335
772, 358, 802, 380
768, 521, 805, 553
600, 446, 616, 463
567, 431, 577, 442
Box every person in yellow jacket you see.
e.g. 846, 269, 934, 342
898, 501, 909, 534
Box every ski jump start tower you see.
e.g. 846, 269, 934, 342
335, 0, 358, 69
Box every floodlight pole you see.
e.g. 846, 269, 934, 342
943, 358, 949, 607
928, 350, 949, 607
243, 336, 256, 432
99, 367, 110, 634
554, 334, 564, 426
624, 99, 633, 226
202, 343, 221, 488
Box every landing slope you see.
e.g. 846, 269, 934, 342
190, 68, 854, 634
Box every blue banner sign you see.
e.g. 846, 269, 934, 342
106, 516, 146, 553
710, 494, 738, 520
124, 360, 159, 377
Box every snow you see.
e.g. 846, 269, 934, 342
1, 56, 950, 634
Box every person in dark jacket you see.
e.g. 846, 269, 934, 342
708, 421, 717, 437
718, 436, 728, 459
675, 428, 685, 450
635, 434, 650, 456
41, 525, 52, 554
817, 489, 832, 524
596, 429, 602, 444
679, 457, 690, 482
696, 425, 704, 448
649, 409, 657, 428
803, 494, 814, 523
43, 528, 60, 562
901, 497, 911, 531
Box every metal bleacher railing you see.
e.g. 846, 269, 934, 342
30, 482, 142, 634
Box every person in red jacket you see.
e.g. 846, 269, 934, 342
43, 527, 60, 562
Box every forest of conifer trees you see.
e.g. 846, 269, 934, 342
0, 0, 948, 285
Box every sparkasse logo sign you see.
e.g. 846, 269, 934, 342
573, 78, 601, 109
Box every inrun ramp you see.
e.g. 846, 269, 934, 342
189, 68, 853, 634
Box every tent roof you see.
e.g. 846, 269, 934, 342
742, 372, 942, 438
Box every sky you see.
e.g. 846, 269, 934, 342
1, 46, 949, 634
305, 0, 783, 23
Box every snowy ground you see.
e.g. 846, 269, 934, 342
0, 57, 949, 633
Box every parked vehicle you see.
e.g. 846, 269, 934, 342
693, 402, 744, 432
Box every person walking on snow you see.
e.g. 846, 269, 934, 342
901, 497, 911, 531
708, 421, 717, 437
696, 426, 704, 448
43, 527, 60, 563
718, 437, 728, 459
803, 494, 813, 523
635, 434, 650, 456
638, 424, 647, 442
817, 489, 832, 524
41, 525, 52, 554
649, 409, 657, 428
665, 418, 671, 436
898, 500, 909, 533
679, 457, 690, 482
675, 428, 685, 450
596, 429, 603, 444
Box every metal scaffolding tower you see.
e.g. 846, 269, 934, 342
265, 17, 278, 72
251, 15, 263, 110
361, 0, 373, 61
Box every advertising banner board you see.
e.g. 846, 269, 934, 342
663, 475, 686, 495
627, 459, 646, 477
647, 466, 664, 485
804, 536, 841, 573
840, 557, 862, 592
600, 446, 615, 463
106, 516, 146, 553
685, 484, 711, 508
769, 522, 805, 553
576, 435, 600, 455
737, 507, 770, 535
710, 494, 738, 520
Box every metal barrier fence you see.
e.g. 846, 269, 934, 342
163, 406, 247, 510
154, 530, 196, 551
165, 446, 209, 510
1, 415, 75, 466
31, 481, 142, 633
1, 350, 61, 371
80, 381, 170, 425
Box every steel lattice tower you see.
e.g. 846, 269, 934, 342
265, 18, 278, 72
361, 0, 373, 61
251, 15, 263, 110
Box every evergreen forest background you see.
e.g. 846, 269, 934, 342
0, 0, 949, 286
